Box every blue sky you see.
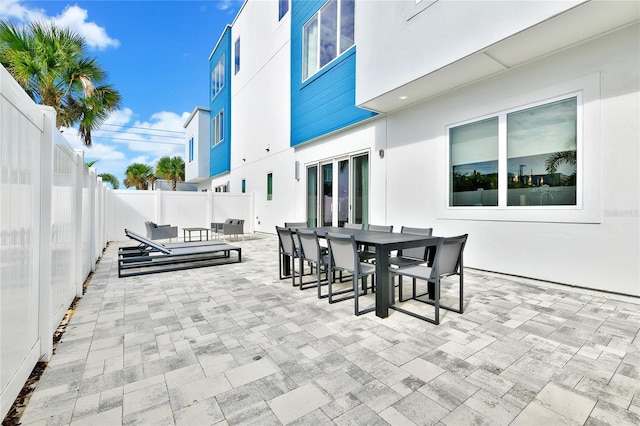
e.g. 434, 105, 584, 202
0, 0, 243, 188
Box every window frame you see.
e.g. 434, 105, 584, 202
267, 172, 273, 201
302, 0, 355, 82
211, 55, 225, 100
211, 110, 224, 148
446, 92, 583, 211
279, 0, 289, 20
188, 137, 194, 162
234, 37, 240, 75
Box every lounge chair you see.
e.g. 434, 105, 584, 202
118, 228, 241, 277
221, 219, 245, 241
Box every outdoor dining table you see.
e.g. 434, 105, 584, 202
309, 226, 440, 318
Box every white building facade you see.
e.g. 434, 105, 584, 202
186, 0, 640, 297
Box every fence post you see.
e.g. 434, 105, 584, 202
38, 106, 55, 362
74, 151, 84, 297
89, 168, 97, 272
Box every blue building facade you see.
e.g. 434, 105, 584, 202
208, 26, 232, 177
290, 0, 377, 146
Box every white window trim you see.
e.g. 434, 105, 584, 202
438, 71, 602, 225
211, 111, 224, 147
446, 92, 583, 212
211, 55, 225, 101
302, 0, 355, 82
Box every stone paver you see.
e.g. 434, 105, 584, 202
16, 233, 640, 425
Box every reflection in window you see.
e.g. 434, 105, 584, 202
450, 118, 499, 206
188, 137, 194, 162
307, 166, 318, 227
212, 110, 224, 147
507, 97, 577, 206
211, 55, 224, 100
234, 38, 240, 74
302, 0, 355, 80
241, 178, 246, 193
449, 96, 579, 208
267, 172, 273, 200
279, 0, 289, 20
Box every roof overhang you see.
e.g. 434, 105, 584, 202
359, 1, 640, 114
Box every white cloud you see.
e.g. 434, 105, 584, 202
53, 5, 119, 50
0, 1, 119, 50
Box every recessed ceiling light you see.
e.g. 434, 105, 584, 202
399, 95, 408, 100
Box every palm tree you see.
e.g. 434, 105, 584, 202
98, 173, 119, 189
0, 20, 121, 146
155, 156, 185, 191
123, 163, 154, 190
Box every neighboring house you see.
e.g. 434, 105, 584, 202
184, 106, 210, 187
185, 0, 640, 297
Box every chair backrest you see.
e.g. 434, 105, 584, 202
144, 221, 154, 236
432, 234, 468, 279
275, 226, 296, 256
399, 226, 433, 260
326, 232, 359, 273
124, 229, 172, 254
343, 223, 363, 230
285, 221, 307, 230
297, 229, 323, 263
368, 224, 393, 232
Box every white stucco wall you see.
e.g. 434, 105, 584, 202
184, 107, 210, 184
382, 24, 639, 296
221, 0, 293, 233
355, 0, 585, 105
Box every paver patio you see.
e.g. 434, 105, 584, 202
18, 233, 640, 425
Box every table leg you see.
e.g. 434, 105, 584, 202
375, 247, 391, 318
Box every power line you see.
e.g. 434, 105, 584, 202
95, 128, 184, 140
100, 123, 185, 134
92, 135, 184, 145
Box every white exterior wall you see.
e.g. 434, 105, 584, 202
218, 0, 293, 233
383, 24, 639, 296
355, 0, 586, 105
184, 107, 210, 189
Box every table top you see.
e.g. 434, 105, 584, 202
183, 227, 210, 231
309, 226, 439, 248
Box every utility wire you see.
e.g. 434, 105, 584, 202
92, 135, 184, 145
100, 123, 185, 134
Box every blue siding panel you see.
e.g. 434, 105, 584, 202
209, 26, 232, 177
291, 0, 377, 147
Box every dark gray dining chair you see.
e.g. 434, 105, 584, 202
359, 224, 394, 263
326, 232, 376, 316
296, 229, 331, 295
388, 226, 433, 268
275, 226, 300, 285
343, 222, 363, 229
389, 234, 468, 324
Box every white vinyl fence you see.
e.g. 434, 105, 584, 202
1, 64, 255, 420
1, 65, 108, 419
108, 190, 255, 242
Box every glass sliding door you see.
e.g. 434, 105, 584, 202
352, 153, 368, 226
307, 152, 369, 227
306, 165, 318, 227
321, 163, 333, 226
337, 159, 349, 227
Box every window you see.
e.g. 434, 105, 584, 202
302, 0, 354, 81
267, 173, 273, 200
211, 110, 224, 147
241, 179, 246, 193
449, 95, 579, 208
211, 55, 224, 100
188, 137, 194, 162
234, 38, 240, 74
279, 0, 289, 20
